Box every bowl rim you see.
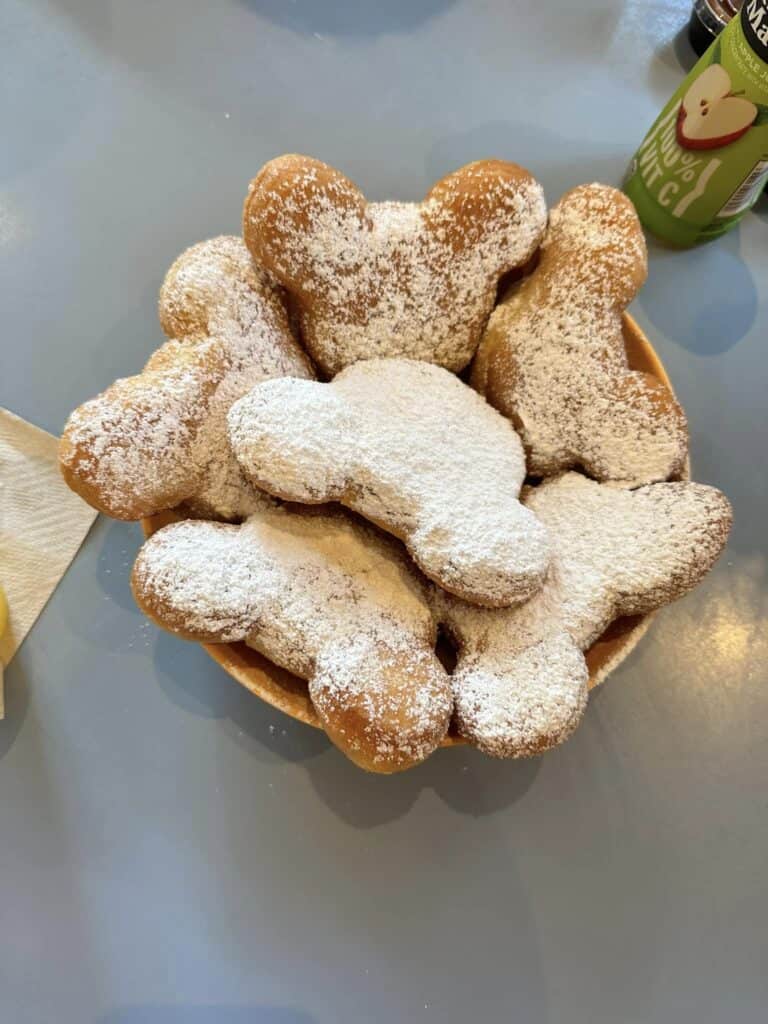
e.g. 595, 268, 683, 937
141, 312, 687, 746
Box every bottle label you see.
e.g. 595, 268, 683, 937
625, 6, 768, 243
743, 0, 768, 62
717, 157, 768, 214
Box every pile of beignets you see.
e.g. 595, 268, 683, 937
60, 155, 731, 773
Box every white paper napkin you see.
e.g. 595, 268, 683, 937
0, 408, 97, 717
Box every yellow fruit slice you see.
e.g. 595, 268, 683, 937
0, 584, 7, 637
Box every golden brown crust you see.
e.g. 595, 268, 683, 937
243, 154, 547, 376
473, 184, 689, 485
59, 236, 313, 521
130, 473, 731, 768
243, 155, 368, 306
443, 473, 732, 759
60, 342, 221, 519
311, 644, 452, 773
130, 508, 452, 773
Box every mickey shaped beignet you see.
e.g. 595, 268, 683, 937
472, 184, 689, 485
441, 473, 731, 757
243, 154, 547, 376
60, 236, 313, 521
131, 475, 730, 768
227, 358, 551, 607
131, 505, 452, 773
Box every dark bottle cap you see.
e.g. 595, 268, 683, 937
688, 0, 742, 56
742, 0, 768, 62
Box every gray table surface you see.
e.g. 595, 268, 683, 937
2, 1, 767, 1021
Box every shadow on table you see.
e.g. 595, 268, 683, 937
101, 1008, 315, 1024
152, 630, 330, 765
95, 519, 145, 613
653, 25, 698, 79
0, 656, 30, 761
672, 25, 698, 73
638, 228, 758, 356
241, 0, 456, 37
53, 518, 150, 657
426, 119, 632, 205
152, 627, 540, 824
306, 742, 540, 826
751, 192, 768, 223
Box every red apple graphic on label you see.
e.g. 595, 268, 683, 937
676, 64, 757, 150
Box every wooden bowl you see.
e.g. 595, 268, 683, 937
141, 314, 684, 744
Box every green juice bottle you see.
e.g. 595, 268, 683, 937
625, 0, 768, 245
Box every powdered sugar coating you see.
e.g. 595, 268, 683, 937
311, 637, 452, 772
131, 473, 730, 767
60, 236, 313, 521
441, 472, 732, 757
473, 184, 689, 485
244, 155, 547, 376
447, 630, 588, 760
228, 358, 551, 607
131, 505, 451, 772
